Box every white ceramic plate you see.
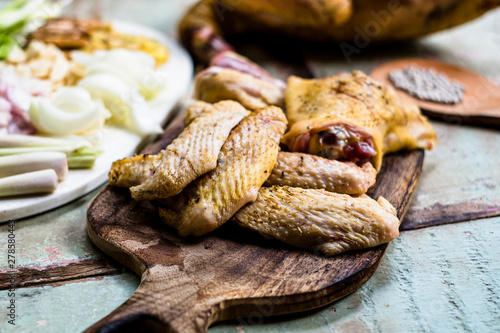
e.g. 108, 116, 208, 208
0, 20, 193, 223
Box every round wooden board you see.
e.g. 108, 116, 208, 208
370, 58, 500, 127
85, 113, 424, 333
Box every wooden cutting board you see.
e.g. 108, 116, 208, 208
85, 112, 424, 333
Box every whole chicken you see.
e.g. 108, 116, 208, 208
179, 0, 499, 63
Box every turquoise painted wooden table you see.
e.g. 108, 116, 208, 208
1, 1, 500, 332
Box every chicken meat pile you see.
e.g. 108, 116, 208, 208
109, 52, 436, 256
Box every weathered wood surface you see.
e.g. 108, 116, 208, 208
0, 1, 499, 332
84, 109, 423, 332
0, 258, 121, 290
402, 121, 500, 230
3, 216, 498, 333
0, 273, 140, 332
0, 188, 122, 289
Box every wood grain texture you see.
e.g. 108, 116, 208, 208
0, 258, 121, 290
6, 217, 498, 333
84, 111, 424, 333
402, 202, 500, 231
402, 121, 500, 228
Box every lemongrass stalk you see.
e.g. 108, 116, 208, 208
67, 151, 99, 169
0, 134, 91, 149
0, 152, 67, 180
67, 146, 100, 169
67, 155, 95, 169
0, 169, 58, 197
0, 145, 89, 156
0, 135, 99, 169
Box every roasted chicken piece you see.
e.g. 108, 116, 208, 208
210, 51, 286, 89
108, 154, 158, 188
159, 106, 287, 237
264, 152, 376, 196
184, 100, 213, 125
109, 100, 249, 199
282, 71, 437, 170
235, 186, 400, 256
184, 102, 375, 195
194, 52, 285, 110
180, 0, 499, 63
195, 67, 284, 111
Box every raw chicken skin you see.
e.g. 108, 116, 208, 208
235, 186, 400, 256
264, 152, 376, 196
109, 100, 249, 200
159, 106, 287, 236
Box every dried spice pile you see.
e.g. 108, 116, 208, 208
389, 66, 465, 104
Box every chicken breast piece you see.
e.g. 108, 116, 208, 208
264, 152, 376, 196
159, 106, 288, 237
109, 101, 249, 200
234, 186, 400, 256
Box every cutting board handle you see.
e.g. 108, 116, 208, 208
83, 269, 215, 333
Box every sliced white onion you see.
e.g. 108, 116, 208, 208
72, 48, 167, 101
78, 73, 162, 136
28, 87, 109, 135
